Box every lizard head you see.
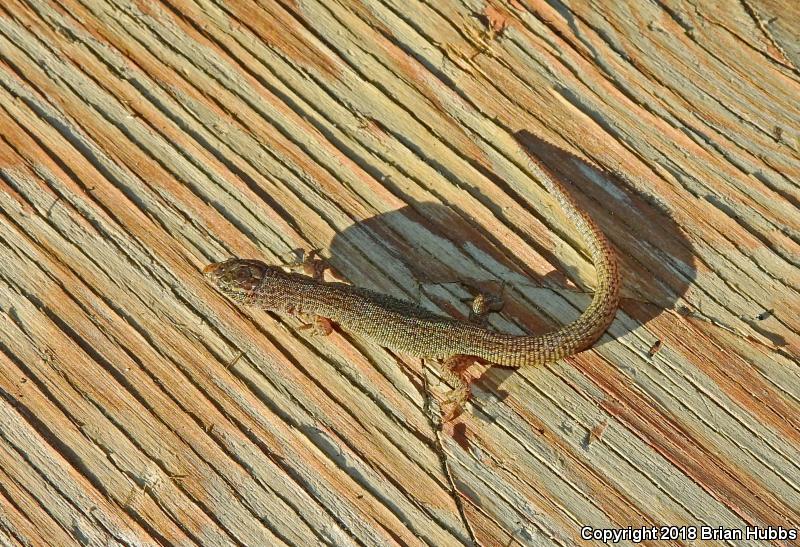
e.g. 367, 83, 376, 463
203, 258, 272, 303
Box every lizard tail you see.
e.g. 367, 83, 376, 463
473, 151, 620, 367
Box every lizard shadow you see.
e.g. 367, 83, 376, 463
326, 131, 695, 421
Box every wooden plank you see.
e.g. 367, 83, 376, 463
0, 0, 797, 545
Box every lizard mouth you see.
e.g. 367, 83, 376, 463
202, 261, 224, 278
203, 260, 244, 286
203, 261, 233, 285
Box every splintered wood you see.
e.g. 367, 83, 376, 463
0, 1, 798, 545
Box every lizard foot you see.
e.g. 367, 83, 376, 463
462, 281, 505, 326
438, 354, 479, 421
467, 291, 505, 325
284, 248, 328, 281
441, 392, 468, 422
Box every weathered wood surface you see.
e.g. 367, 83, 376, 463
0, 1, 798, 545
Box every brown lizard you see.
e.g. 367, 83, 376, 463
203, 152, 620, 420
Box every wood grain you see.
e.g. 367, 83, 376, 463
0, 1, 797, 545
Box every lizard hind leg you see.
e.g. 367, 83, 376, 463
438, 354, 481, 421
467, 290, 505, 325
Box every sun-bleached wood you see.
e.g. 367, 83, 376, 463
0, 1, 797, 545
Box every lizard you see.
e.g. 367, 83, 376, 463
203, 150, 620, 420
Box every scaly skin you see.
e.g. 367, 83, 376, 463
203, 152, 620, 418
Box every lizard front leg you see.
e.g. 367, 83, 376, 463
283, 250, 336, 335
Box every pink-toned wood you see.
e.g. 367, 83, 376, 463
0, 1, 797, 545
